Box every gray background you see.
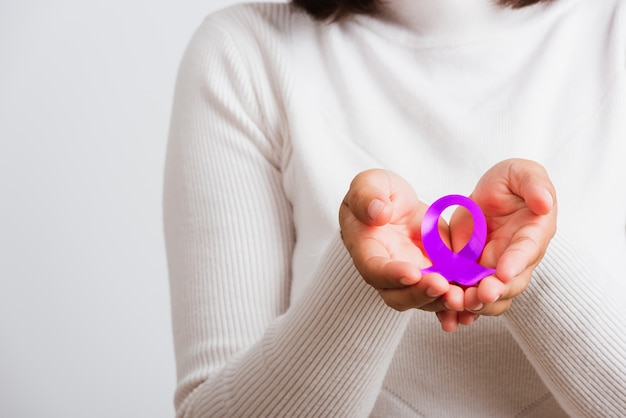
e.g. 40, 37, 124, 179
0, 0, 268, 416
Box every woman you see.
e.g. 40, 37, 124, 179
163, 0, 626, 416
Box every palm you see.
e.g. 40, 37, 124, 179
450, 160, 556, 281
450, 191, 545, 273
342, 197, 433, 269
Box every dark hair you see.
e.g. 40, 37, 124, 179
292, 0, 554, 20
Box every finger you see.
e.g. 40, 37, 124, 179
442, 284, 464, 311
343, 169, 419, 226
508, 159, 557, 216
472, 159, 557, 218
436, 311, 460, 332
464, 279, 502, 312
360, 257, 422, 289
496, 224, 548, 282
464, 286, 487, 312
378, 273, 450, 311
467, 298, 513, 316
477, 276, 506, 304
419, 283, 464, 312
479, 273, 531, 301
457, 311, 479, 326
466, 275, 528, 316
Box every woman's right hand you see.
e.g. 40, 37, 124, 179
338, 169, 465, 318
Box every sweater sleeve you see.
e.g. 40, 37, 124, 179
163, 11, 411, 417
502, 231, 626, 417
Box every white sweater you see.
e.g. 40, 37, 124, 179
164, 0, 626, 416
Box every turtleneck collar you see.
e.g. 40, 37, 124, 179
354, 0, 559, 46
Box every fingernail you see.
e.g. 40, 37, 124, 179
470, 303, 484, 312
542, 188, 554, 209
400, 276, 417, 286
368, 199, 385, 221
426, 286, 443, 298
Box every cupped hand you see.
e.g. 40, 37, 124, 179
338, 169, 465, 316
339, 161, 557, 332
450, 159, 557, 318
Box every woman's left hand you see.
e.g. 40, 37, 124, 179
437, 159, 558, 330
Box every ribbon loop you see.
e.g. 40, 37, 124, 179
421, 195, 495, 286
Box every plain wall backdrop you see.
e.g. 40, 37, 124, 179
0, 1, 261, 416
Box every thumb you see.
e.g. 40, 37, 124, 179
343, 169, 418, 226
508, 159, 557, 216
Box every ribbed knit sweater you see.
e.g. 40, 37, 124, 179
163, 0, 626, 416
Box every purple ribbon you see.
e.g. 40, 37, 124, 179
421, 194, 496, 286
